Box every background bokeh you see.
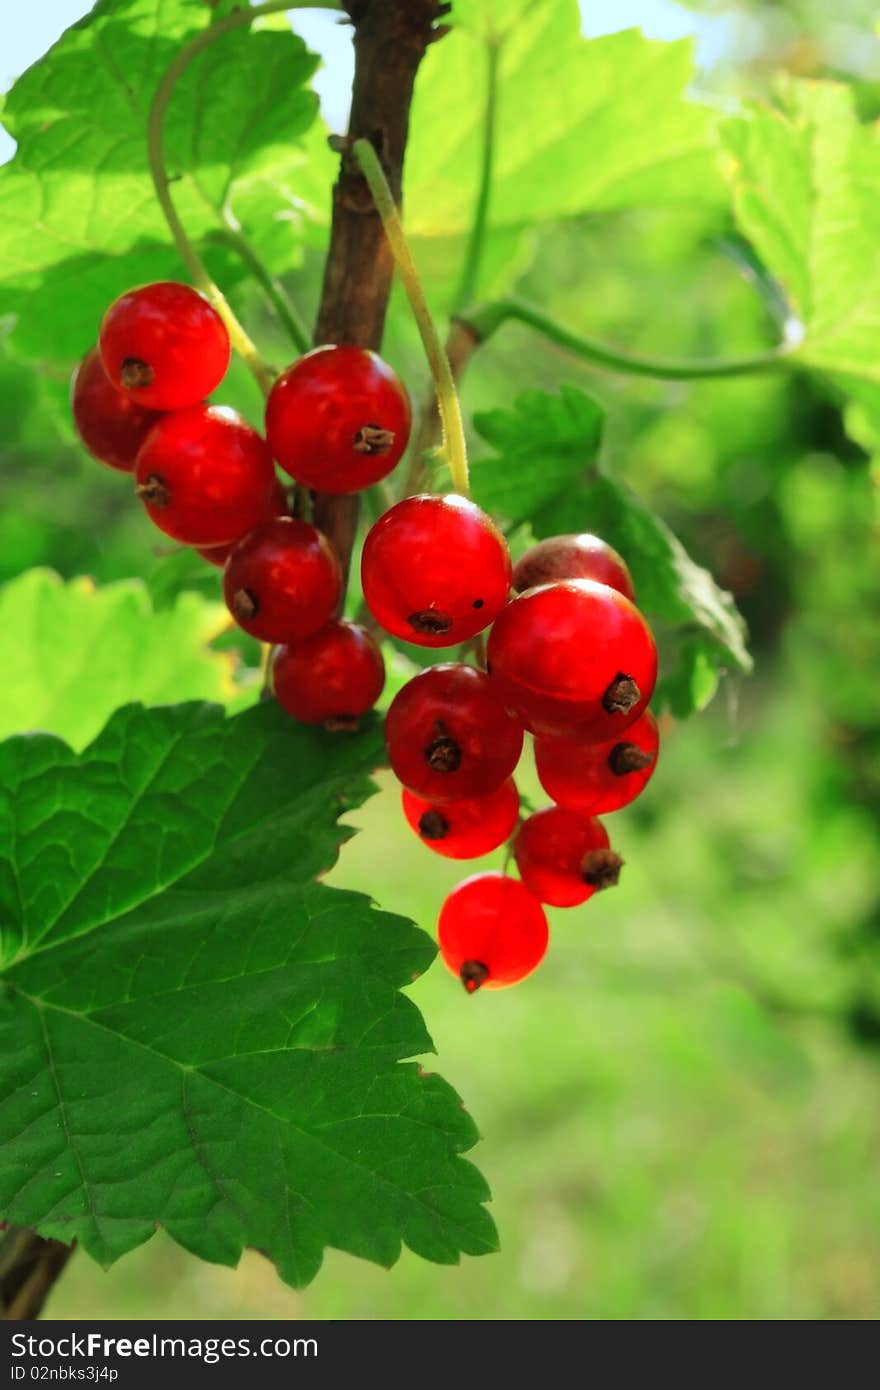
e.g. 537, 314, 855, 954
3, 0, 879, 1320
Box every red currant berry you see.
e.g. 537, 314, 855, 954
196, 479, 290, 567
223, 517, 342, 643
273, 620, 385, 728
265, 345, 411, 494
438, 872, 548, 992
512, 533, 635, 602
99, 281, 230, 410
514, 806, 622, 908
535, 710, 659, 816
134, 405, 278, 546
401, 777, 519, 860
71, 347, 163, 472
361, 494, 511, 647
385, 664, 523, 803
487, 579, 657, 740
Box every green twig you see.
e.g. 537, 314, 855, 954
351, 137, 470, 498
461, 298, 804, 381
214, 219, 311, 356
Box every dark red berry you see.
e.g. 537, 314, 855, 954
512, 533, 635, 601
134, 406, 278, 546
71, 347, 164, 472
385, 663, 523, 803
401, 778, 519, 860
99, 281, 230, 410
535, 710, 659, 815
273, 620, 385, 728
265, 345, 411, 494
514, 806, 622, 908
223, 517, 342, 643
361, 494, 511, 647
487, 579, 657, 740
196, 479, 290, 567
438, 872, 549, 992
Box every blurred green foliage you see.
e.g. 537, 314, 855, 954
1, 0, 878, 1320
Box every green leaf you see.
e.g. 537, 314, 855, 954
469, 385, 605, 522
406, 2, 725, 266
0, 0, 324, 363
0, 569, 253, 750
722, 78, 880, 384
469, 386, 752, 713
0, 701, 496, 1284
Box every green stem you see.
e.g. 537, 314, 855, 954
352, 137, 470, 498
462, 298, 804, 381
215, 218, 311, 355
146, 0, 340, 397
452, 39, 500, 313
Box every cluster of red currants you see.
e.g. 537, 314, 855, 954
73, 280, 659, 997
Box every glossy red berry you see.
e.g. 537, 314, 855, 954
71, 347, 164, 472
266, 345, 411, 494
385, 664, 523, 803
438, 872, 549, 992
135, 406, 278, 546
536, 710, 659, 816
514, 807, 622, 908
512, 533, 635, 602
487, 579, 657, 740
223, 517, 342, 643
99, 281, 230, 410
196, 479, 290, 567
273, 620, 385, 728
361, 494, 511, 647
401, 777, 519, 860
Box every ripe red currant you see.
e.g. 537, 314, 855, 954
134, 405, 278, 546
401, 777, 520, 860
514, 807, 622, 908
361, 494, 511, 646
223, 517, 342, 643
71, 347, 164, 472
265, 345, 411, 494
196, 479, 290, 567
438, 872, 549, 992
535, 710, 659, 816
385, 664, 523, 803
487, 579, 657, 740
99, 281, 230, 410
273, 620, 385, 728
512, 533, 635, 602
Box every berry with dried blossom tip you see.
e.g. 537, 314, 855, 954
401, 777, 520, 860
487, 578, 657, 740
535, 710, 659, 816
361, 494, 511, 647
512, 533, 635, 601
99, 281, 230, 410
273, 620, 385, 729
134, 405, 278, 546
438, 872, 549, 992
223, 517, 342, 644
265, 344, 411, 494
385, 663, 523, 803
195, 479, 290, 567
71, 347, 164, 472
514, 806, 622, 908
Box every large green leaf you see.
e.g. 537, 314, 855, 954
0, 569, 251, 750
722, 78, 880, 385
406, 1, 725, 261
0, 701, 496, 1283
0, 0, 325, 362
469, 386, 751, 713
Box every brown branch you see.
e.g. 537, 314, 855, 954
312, 0, 449, 591
0, 1228, 74, 1321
